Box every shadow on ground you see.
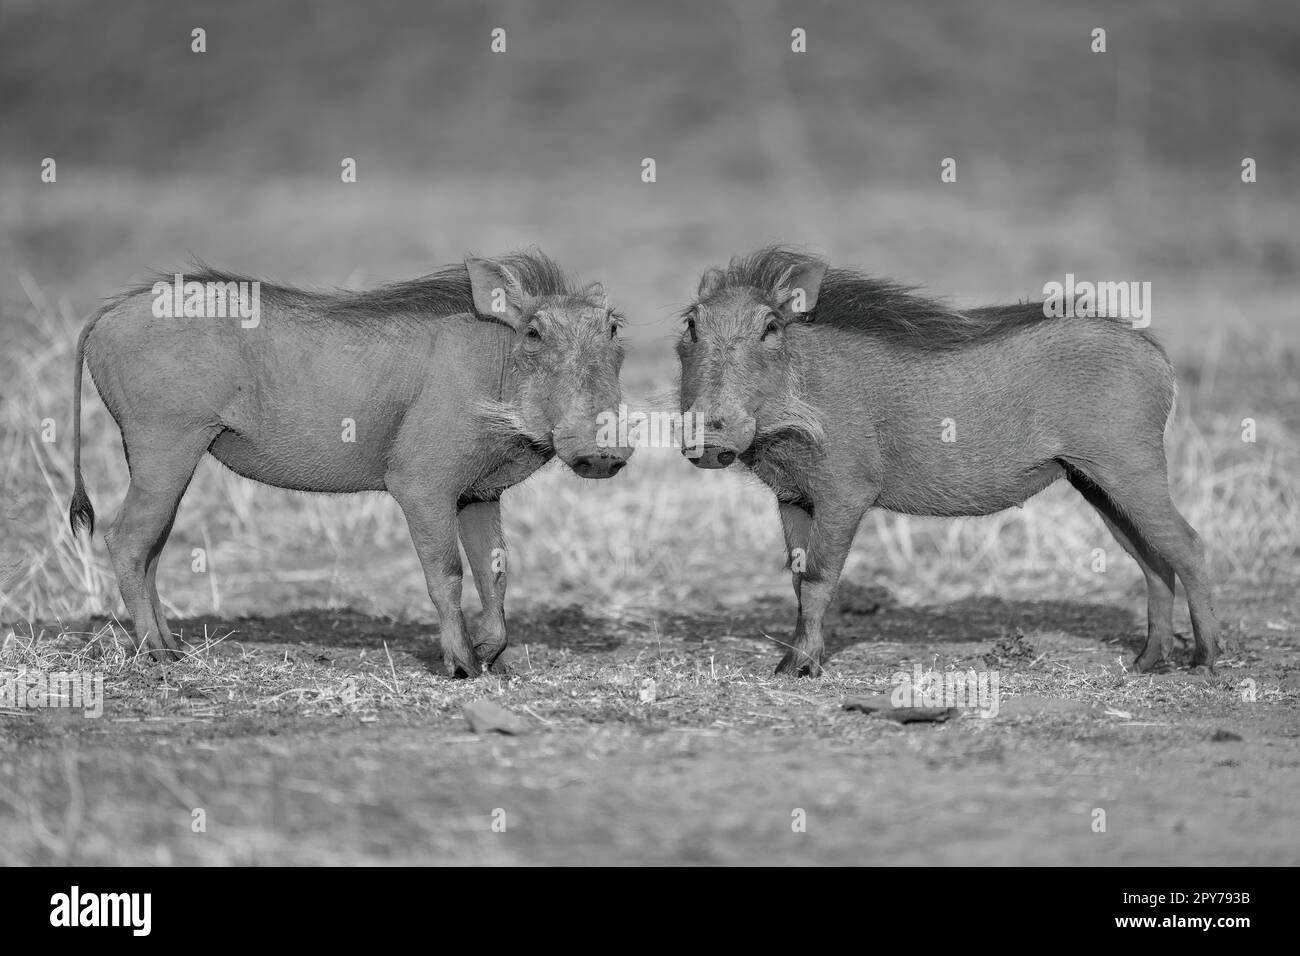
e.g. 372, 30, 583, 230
83, 584, 1148, 671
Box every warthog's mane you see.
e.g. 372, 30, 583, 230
702, 246, 1145, 351
119, 250, 601, 322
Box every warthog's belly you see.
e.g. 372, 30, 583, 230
208, 428, 389, 493
878, 458, 1066, 517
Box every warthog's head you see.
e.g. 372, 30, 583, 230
677, 253, 827, 467
467, 257, 633, 479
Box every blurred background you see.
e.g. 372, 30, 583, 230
2, 0, 1297, 627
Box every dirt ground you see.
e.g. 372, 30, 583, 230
4, 585, 1297, 865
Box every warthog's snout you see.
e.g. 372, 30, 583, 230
688, 443, 736, 469
554, 405, 636, 480
682, 410, 755, 468
571, 450, 630, 479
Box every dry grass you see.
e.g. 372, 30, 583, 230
2, 260, 1297, 631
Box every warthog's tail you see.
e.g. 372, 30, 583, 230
68, 307, 106, 536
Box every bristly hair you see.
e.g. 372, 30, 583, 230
703, 245, 1135, 351
468, 396, 555, 452
119, 250, 603, 322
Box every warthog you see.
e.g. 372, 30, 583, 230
678, 247, 1218, 677
69, 252, 632, 675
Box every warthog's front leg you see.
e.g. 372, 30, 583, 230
459, 499, 509, 670
775, 497, 868, 678
390, 484, 480, 678
778, 499, 811, 608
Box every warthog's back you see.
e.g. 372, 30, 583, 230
84, 291, 495, 493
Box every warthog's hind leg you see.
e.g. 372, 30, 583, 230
1064, 456, 1219, 671
1068, 470, 1177, 672
105, 428, 212, 663
145, 521, 181, 656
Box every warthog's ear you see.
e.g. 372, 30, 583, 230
584, 281, 609, 311
697, 267, 726, 300
466, 257, 526, 330
776, 261, 828, 319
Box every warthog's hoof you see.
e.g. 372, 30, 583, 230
1133, 654, 1173, 674
1190, 644, 1220, 672
445, 651, 482, 679
1133, 635, 1174, 674
775, 649, 823, 678
473, 636, 509, 672
144, 644, 182, 664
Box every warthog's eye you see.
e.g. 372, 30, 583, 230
761, 316, 782, 348
684, 317, 698, 343
523, 325, 543, 352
